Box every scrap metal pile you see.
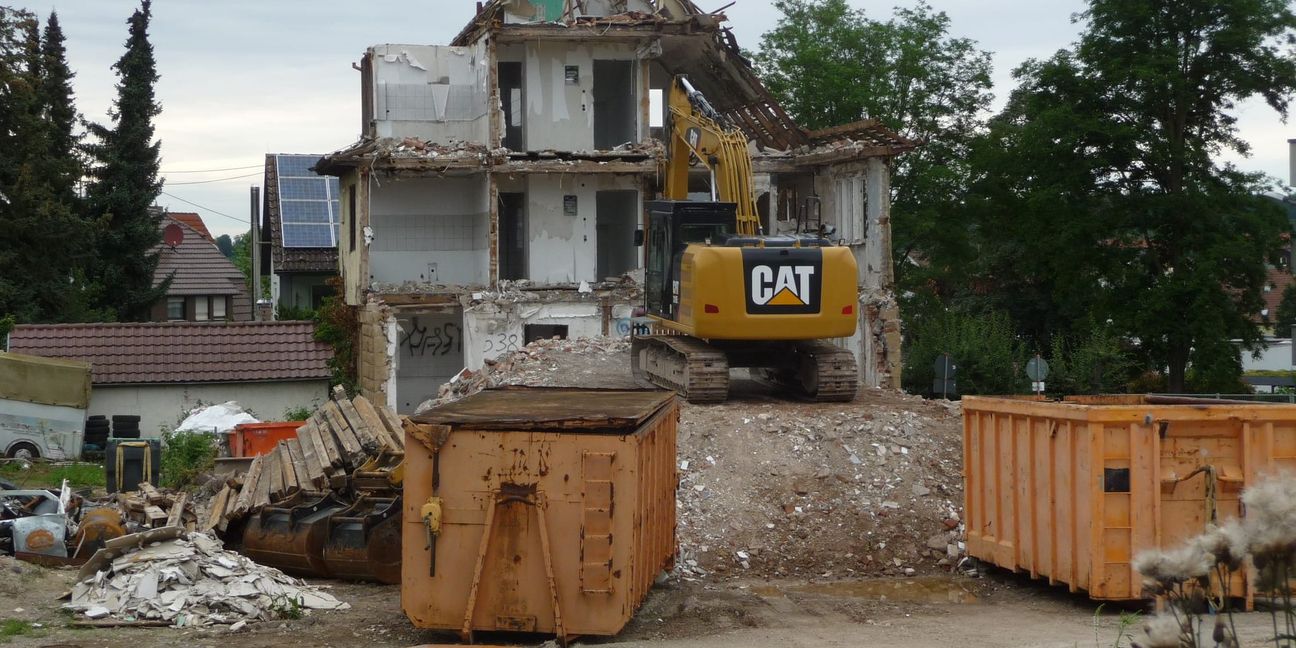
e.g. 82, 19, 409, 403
205, 388, 406, 584
65, 527, 348, 627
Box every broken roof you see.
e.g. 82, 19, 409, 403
7, 321, 332, 386
154, 215, 250, 297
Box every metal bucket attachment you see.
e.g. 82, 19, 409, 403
240, 491, 349, 578
321, 495, 402, 584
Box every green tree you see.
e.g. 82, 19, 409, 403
84, 0, 167, 321
1276, 283, 1296, 338
39, 11, 80, 204
0, 9, 100, 323
215, 233, 233, 258
754, 0, 993, 298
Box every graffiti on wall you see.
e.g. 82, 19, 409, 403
400, 317, 463, 358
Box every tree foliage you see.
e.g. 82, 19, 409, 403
215, 233, 233, 258
84, 0, 167, 322
754, 0, 994, 295
1277, 283, 1296, 338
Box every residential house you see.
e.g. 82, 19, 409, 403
262, 154, 340, 315
7, 321, 332, 436
316, 0, 914, 413
150, 212, 254, 322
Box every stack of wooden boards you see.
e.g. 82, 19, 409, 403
114, 482, 198, 531
203, 387, 406, 532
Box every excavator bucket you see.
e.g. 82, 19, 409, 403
320, 495, 402, 584
240, 491, 350, 578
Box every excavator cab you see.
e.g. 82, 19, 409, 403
643, 200, 736, 320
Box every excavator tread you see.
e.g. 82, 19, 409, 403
798, 341, 859, 402
632, 334, 730, 403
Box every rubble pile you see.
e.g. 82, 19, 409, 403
116, 482, 199, 531
417, 337, 633, 412
417, 336, 966, 581
66, 528, 348, 627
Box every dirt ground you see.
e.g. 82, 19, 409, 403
0, 339, 1272, 646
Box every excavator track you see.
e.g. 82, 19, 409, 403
792, 341, 859, 402
631, 335, 730, 403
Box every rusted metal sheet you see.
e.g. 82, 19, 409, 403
403, 387, 678, 642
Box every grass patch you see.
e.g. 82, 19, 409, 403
0, 619, 34, 642
0, 461, 104, 490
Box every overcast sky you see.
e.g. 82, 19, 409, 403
16, 0, 1295, 238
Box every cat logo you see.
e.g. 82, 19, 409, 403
742, 249, 822, 314
751, 265, 814, 306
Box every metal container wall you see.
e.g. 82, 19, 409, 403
963, 395, 1296, 602
228, 421, 305, 457
403, 388, 678, 641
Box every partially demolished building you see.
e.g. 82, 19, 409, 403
316, 0, 914, 413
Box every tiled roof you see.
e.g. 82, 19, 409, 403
168, 212, 213, 241
264, 153, 340, 274
154, 215, 249, 297
7, 321, 332, 385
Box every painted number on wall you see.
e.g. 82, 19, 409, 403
482, 333, 521, 355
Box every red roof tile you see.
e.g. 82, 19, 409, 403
168, 212, 213, 241
7, 321, 332, 385
155, 215, 250, 297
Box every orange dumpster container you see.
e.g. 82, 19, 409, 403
229, 421, 305, 457
403, 387, 678, 643
962, 395, 1296, 604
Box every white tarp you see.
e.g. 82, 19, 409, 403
175, 402, 258, 435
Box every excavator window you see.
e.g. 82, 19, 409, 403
678, 223, 732, 246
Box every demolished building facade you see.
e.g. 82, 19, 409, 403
316, 0, 914, 413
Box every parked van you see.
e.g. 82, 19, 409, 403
0, 351, 91, 460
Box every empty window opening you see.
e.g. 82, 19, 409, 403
757, 192, 771, 235
596, 190, 639, 280
593, 60, 636, 150
498, 62, 524, 150
525, 324, 568, 344
499, 192, 527, 281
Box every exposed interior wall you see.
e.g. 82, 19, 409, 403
524, 174, 641, 283
393, 307, 464, 413
501, 0, 655, 22
368, 176, 491, 286
462, 299, 636, 370
521, 41, 642, 151
340, 170, 367, 305
88, 380, 328, 438
369, 43, 490, 143
595, 190, 639, 280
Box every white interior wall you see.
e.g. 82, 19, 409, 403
525, 174, 641, 284
462, 300, 636, 370
370, 43, 490, 143
523, 41, 640, 151
393, 309, 464, 413
368, 176, 490, 286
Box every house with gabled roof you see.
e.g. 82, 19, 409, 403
149, 212, 254, 322
261, 154, 340, 315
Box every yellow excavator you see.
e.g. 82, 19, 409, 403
631, 76, 860, 403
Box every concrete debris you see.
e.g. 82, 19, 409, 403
66, 528, 348, 626
415, 336, 968, 582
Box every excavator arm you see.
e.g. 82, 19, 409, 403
663, 75, 761, 236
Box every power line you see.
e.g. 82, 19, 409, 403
158, 190, 248, 226
164, 171, 261, 185
160, 163, 263, 174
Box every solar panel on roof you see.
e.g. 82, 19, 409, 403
276, 154, 341, 249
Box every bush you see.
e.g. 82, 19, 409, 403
1046, 325, 1136, 395
160, 429, 218, 489
283, 405, 314, 421
903, 310, 1028, 397
314, 277, 357, 395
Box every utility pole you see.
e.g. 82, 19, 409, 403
250, 186, 262, 320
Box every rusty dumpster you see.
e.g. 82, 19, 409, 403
403, 387, 678, 642
963, 395, 1296, 604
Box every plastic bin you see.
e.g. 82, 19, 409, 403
962, 395, 1296, 603
404, 387, 678, 642
228, 421, 305, 458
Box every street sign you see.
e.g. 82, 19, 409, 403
933, 354, 957, 399
1026, 356, 1049, 395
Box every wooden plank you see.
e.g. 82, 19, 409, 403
302, 422, 331, 488
311, 412, 344, 468
321, 400, 364, 465
285, 439, 311, 492
353, 395, 400, 450
375, 403, 406, 450
203, 487, 230, 531
266, 447, 285, 501
295, 421, 326, 485
139, 482, 165, 505
144, 505, 168, 528
217, 482, 239, 532
166, 493, 188, 527
336, 397, 380, 452
277, 441, 299, 494
230, 456, 263, 518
